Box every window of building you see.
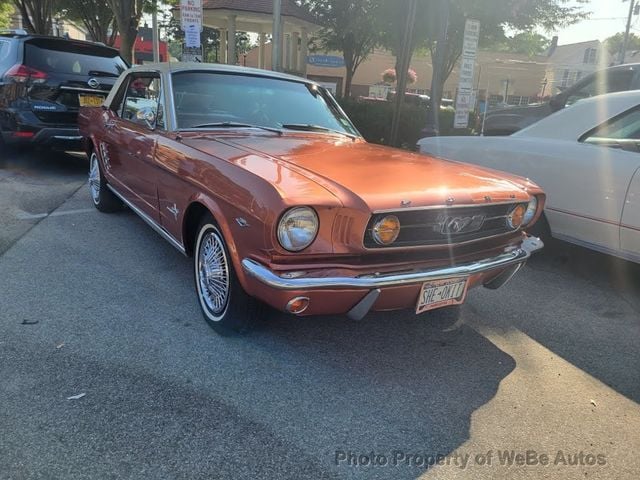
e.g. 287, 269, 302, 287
583, 48, 597, 65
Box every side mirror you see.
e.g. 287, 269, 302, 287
136, 106, 156, 129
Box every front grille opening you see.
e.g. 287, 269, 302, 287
364, 203, 526, 248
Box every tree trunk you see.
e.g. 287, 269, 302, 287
119, 27, 136, 64
344, 66, 354, 98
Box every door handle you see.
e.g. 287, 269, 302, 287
104, 121, 116, 129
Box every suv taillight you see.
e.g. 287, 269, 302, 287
5, 64, 48, 83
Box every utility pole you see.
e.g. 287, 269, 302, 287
152, 0, 160, 62
423, 0, 450, 137
272, 0, 283, 71
389, 0, 418, 147
620, 0, 636, 64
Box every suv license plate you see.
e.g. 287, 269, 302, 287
416, 277, 469, 314
78, 94, 105, 107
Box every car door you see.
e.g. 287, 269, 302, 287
581, 106, 640, 257
621, 168, 640, 261
109, 72, 162, 220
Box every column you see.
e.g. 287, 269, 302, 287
291, 31, 300, 72
284, 33, 291, 71
219, 28, 227, 64
300, 28, 308, 76
258, 32, 266, 69
227, 15, 237, 65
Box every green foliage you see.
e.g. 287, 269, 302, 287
299, 0, 384, 96
481, 32, 551, 57
57, 0, 117, 45
604, 32, 640, 57
338, 98, 472, 150
0, 0, 13, 29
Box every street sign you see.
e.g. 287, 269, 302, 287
182, 45, 203, 63
184, 24, 200, 48
454, 19, 480, 129
180, 0, 203, 32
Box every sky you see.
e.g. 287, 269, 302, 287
550, 0, 640, 45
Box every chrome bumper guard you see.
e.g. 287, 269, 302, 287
241, 236, 544, 291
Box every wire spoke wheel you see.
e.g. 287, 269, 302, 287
88, 152, 101, 204
197, 230, 230, 316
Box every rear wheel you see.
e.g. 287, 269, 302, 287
88, 150, 121, 213
194, 216, 261, 335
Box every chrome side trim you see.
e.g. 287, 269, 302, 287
242, 236, 544, 290
106, 184, 187, 256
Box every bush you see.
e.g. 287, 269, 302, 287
338, 98, 473, 150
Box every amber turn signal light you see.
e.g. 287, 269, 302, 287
372, 215, 401, 245
507, 204, 527, 229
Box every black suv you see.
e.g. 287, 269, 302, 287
0, 32, 127, 150
483, 63, 640, 136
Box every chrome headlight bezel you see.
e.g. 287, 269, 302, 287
523, 196, 538, 226
277, 206, 319, 252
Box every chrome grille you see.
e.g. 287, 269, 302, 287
364, 203, 527, 248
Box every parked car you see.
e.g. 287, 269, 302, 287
79, 63, 545, 334
419, 90, 640, 264
483, 63, 640, 135
0, 31, 127, 150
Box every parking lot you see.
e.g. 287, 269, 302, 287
1, 149, 639, 479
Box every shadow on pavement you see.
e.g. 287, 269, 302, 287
244, 307, 516, 477
514, 238, 640, 403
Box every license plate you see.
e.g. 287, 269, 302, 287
416, 277, 469, 314
78, 94, 105, 107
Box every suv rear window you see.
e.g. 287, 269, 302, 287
24, 40, 127, 77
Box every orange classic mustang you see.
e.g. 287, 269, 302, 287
79, 63, 545, 334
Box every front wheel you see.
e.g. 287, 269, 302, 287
194, 216, 261, 334
88, 150, 121, 213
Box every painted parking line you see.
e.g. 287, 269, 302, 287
16, 208, 95, 220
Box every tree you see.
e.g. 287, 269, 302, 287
604, 32, 640, 57
0, 0, 14, 29
378, 0, 435, 83
299, 0, 383, 98
13, 0, 55, 34
106, 0, 146, 63
58, 0, 118, 45
482, 32, 551, 57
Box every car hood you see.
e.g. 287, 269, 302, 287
183, 134, 534, 211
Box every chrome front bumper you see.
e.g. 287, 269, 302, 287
241, 236, 544, 291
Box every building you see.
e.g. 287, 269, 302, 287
113, 25, 169, 64
542, 37, 612, 95
244, 44, 548, 106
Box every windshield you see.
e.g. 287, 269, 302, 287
171, 71, 359, 136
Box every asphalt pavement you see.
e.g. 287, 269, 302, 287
0, 150, 638, 480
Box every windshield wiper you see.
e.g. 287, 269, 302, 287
280, 123, 357, 140
88, 70, 120, 77
186, 122, 283, 135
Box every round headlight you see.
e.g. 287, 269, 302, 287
523, 196, 538, 226
372, 215, 401, 245
277, 207, 319, 252
507, 204, 527, 230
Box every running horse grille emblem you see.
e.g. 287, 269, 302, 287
440, 214, 485, 235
